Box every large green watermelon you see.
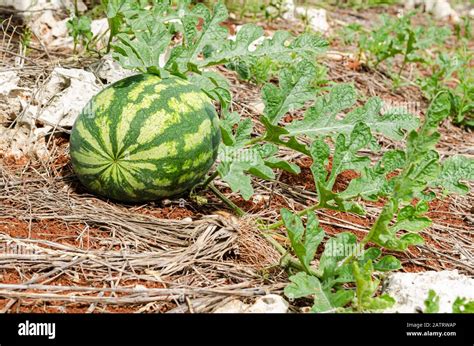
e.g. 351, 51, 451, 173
70, 74, 221, 202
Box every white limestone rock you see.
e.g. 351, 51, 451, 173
214, 294, 289, 313
384, 270, 474, 313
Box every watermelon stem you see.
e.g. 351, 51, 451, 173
261, 232, 322, 278
200, 171, 220, 190
260, 203, 322, 231
209, 183, 245, 217
245, 136, 264, 146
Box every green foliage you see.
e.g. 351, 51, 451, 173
424, 289, 440, 313
433, 155, 474, 195
364, 92, 453, 250
454, 16, 472, 41
67, 15, 93, 53
217, 111, 301, 199
282, 211, 401, 312
262, 60, 324, 125
281, 209, 324, 274
97, 0, 327, 118
277, 92, 471, 311
423, 290, 474, 313
20, 27, 32, 54
107, 1, 327, 78
452, 297, 474, 313
418, 45, 473, 127
353, 13, 450, 71
344, 12, 471, 126
352, 260, 395, 311
285, 271, 354, 312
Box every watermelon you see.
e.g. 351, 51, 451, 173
70, 74, 221, 202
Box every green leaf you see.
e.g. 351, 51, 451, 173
261, 116, 310, 155
281, 209, 325, 272
365, 93, 455, 250
361, 247, 382, 262
262, 60, 321, 124
103, 0, 124, 18
424, 290, 440, 313
284, 272, 327, 301
367, 201, 426, 251
287, 87, 418, 143
264, 157, 301, 175
399, 233, 425, 246
188, 71, 232, 110
433, 155, 474, 195
316, 183, 366, 215
365, 294, 396, 311
284, 272, 351, 312
217, 160, 254, 200
352, 260, 395, 311
320, 232, 358, 282
373, 255, 402, 271
423, 91, 452, 131
217, 145, 276, 200
452, 297, 474, 313
166, 2, 228, 73
218, 112, 253, 147
326, 289, 354, 310
309, 123, 374, 213
258, 143, 303, 171
340, 167, 387, 201
327, 122, 372, 189
67, 15, 93, 43
391, 202, 432, 233
112, 22, 171, 73
219, 111, 240, 146
309, 139, 330, 183
381, 150, 407, 172
204, 23, 264, 65
202, 27, 327, 68
395, 149, 441, 203
286, 84, 355, 136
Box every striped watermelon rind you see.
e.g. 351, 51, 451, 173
70, 74, 221, 202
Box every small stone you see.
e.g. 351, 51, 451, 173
295, 7, 329, 33
35, 67, 101, 128
91, 54, 136, 84
404, 0, 459, 23
281, 0, 296, 20
134, 285, 148, 291
0, 71, 20, 96
433, 0, 459, 22
214, 294, 289, 313
247, 294, 289, 313
252, 194, 268, 204
249, 99, 265, 114
214, 300, 248, 313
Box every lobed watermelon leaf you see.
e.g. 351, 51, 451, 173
261, 60, 322, 125
287, 88, 419, 140
112, 22, 171, 74
365, 91, 452, 250
432, 155, 474, 195
281, 209, 325, 274
284, 272, 353, 312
